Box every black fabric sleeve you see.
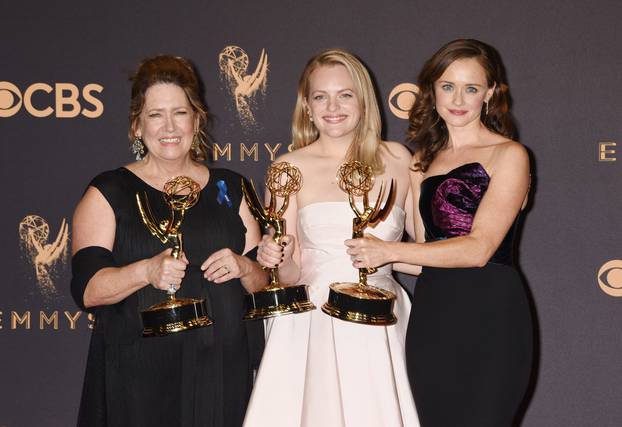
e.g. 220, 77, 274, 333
88, 169, 124, 213
71, 246, 117, 312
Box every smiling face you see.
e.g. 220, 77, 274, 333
304, 64, 361, 141
134, 82, 197, 162
434, 57, 494, 129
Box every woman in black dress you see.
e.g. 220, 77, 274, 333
345, 39, 534, 426
70, 55, 266, 427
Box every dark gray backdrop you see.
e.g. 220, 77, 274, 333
1, 1, 621, 426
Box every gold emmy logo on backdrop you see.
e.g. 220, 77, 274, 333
388, 83, 419, 119
0, 81, 104, 118
218, 46, 268, 126
597, 259, 622, 297
18, 215, 69, 296
241, 162, 316, 320
321, 161, 398, 325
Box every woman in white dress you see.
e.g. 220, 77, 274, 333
243, 49, 420, 427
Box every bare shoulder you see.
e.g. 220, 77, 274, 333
489, 140, 530, 178
381, 141, 413, 175
493, 140, 529, 165
274, 145, 314, 168
273, 149, 304, 169
382, 141, 412, 162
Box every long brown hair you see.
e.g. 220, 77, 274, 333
128, 55, 209, 162
291, 49, 385, 173
408, 39, 517, 172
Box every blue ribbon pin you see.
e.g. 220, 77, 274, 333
216, 180, 232, 208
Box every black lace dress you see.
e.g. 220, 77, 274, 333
76, 167, 263, 427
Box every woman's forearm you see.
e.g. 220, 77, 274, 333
273, 258, 301, 286
239, 256, 270, 293
388, 235, 495, 268
83, 260, 150, 308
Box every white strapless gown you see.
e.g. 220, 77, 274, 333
243, 202, 419, 427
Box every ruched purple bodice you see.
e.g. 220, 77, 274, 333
419, 162, 517, 265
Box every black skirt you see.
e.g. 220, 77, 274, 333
406, 264, 534, 427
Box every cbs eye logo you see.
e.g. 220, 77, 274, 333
0, 81, 104, 119
597, 260, 622, 297
388, 83, 419, 119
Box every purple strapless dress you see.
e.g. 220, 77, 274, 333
406, 162, 534, 427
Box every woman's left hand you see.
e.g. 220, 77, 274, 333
345, 234, 394, 269
201, 248, 249, 284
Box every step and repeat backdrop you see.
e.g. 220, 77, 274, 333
1, 1, 620, 426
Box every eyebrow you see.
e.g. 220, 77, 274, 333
146, 106, 188, 111
310, 88, 354, 93
438, 80, 485, 87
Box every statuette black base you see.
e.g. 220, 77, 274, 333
142, 297, 213, 337
244, 284, 316, 320
321, 282, 397, 325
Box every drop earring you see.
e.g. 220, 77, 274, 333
191, 134, 202, 157
132, 136, 145, 160
485, 101, 489, 116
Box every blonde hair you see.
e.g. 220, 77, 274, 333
291, 49, 385, 173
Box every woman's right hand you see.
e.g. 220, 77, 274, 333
257, 233, 295, 269
145, 248, 189, 291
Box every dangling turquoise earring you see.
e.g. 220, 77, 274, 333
132, 136, 145, 160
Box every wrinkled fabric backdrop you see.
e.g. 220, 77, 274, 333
1, 1, 620, 426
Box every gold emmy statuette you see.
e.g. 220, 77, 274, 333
136, 176, 213, 337
241, 162, 316, 320
321, 161, 398, 326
